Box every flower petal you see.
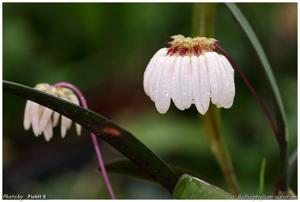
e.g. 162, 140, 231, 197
31, 102, 41, 136
170, 56, 185, 110
39, 107, 53, 133
43, 120, 53, 142
143, 48, 167, 96
149, 56, 165, 102
192, 55, 210, 114
61, 115, 72, 138
155, 56, 176, 113
61, 116, 67, 138
68, 94, 80, 105
67, 94, 83, 133
52, 112, 60, 127
23, 101, 32, 130
205, 52, 223, 107
180, 56, 193, 109
219, 55, 235, 108
76, 124, 82, 135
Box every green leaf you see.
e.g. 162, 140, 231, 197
105, 159, 193, 182
258, 158, 266, 195
225, 3, 288, 138
3, 80, 178, 192
173, 174, 234, 199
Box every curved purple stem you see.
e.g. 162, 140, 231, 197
54, 82, 116, 199
215, 43, 280, 143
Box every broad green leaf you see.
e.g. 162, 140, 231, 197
258, 158, 266, 195
173, 174, 234, 199
3, 80, 178, 192
105, 159, 193, 182
225, 3, 288, 139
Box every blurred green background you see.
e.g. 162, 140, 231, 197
3, 3, 297, 199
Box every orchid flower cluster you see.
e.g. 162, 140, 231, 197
143, 35, 235, 114
22, 34, 237, 199
22, 82, 116, 199
24, 35, 235, 140
23, 83, 81, 141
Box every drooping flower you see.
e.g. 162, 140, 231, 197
22, 82, 116, 198
143, 35, 235, 114
23, 83, 81, 141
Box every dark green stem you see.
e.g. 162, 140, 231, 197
279, 143, 289, 192
192, 3, 240, 196
275, 106, 289, 192
258, 158, 266, 195
287, 149, 297, 186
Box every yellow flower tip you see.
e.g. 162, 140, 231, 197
34, 83, 51, 91
33, 84, 74, 98
168, 35, 218, 56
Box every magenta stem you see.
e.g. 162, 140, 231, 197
54, 82, 116, 199
215, 44, 280, 143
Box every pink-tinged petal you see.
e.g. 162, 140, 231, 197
66, 94, 83, 134
61, 116, 72, 138
61, 116, 67, 138
191, 56, 201, 106
214, 54, 228, 107
192, 55, 210, 114
149, 56, 166, 102
204, 52, 223, 107
23, 101, 32, 130
180, 56, 193, 109
66, 118, 72, 129
170, 56, 185, 110
219, 55, 235, 108
68, 94, 80, 105
31, 102, 41, 136
143, 48, 168, 96
43, 120, 53, 142
198, 55, 211, 113
39, 107, 53, 134
155, 56, 177, 113
52, 112, 60, 127
75, 124, 82, 135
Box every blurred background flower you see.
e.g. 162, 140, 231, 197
3, 3, 297, 199
23, 83, 82, 141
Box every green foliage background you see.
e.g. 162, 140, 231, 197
3, 3, 297, 199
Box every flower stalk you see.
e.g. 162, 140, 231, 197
192, 3, 240, 196
215, 42, 289, 193
54, 82, 116, 199
202, 106, 240, 195
224, 3, 290, 193
215, 44, 279, 139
